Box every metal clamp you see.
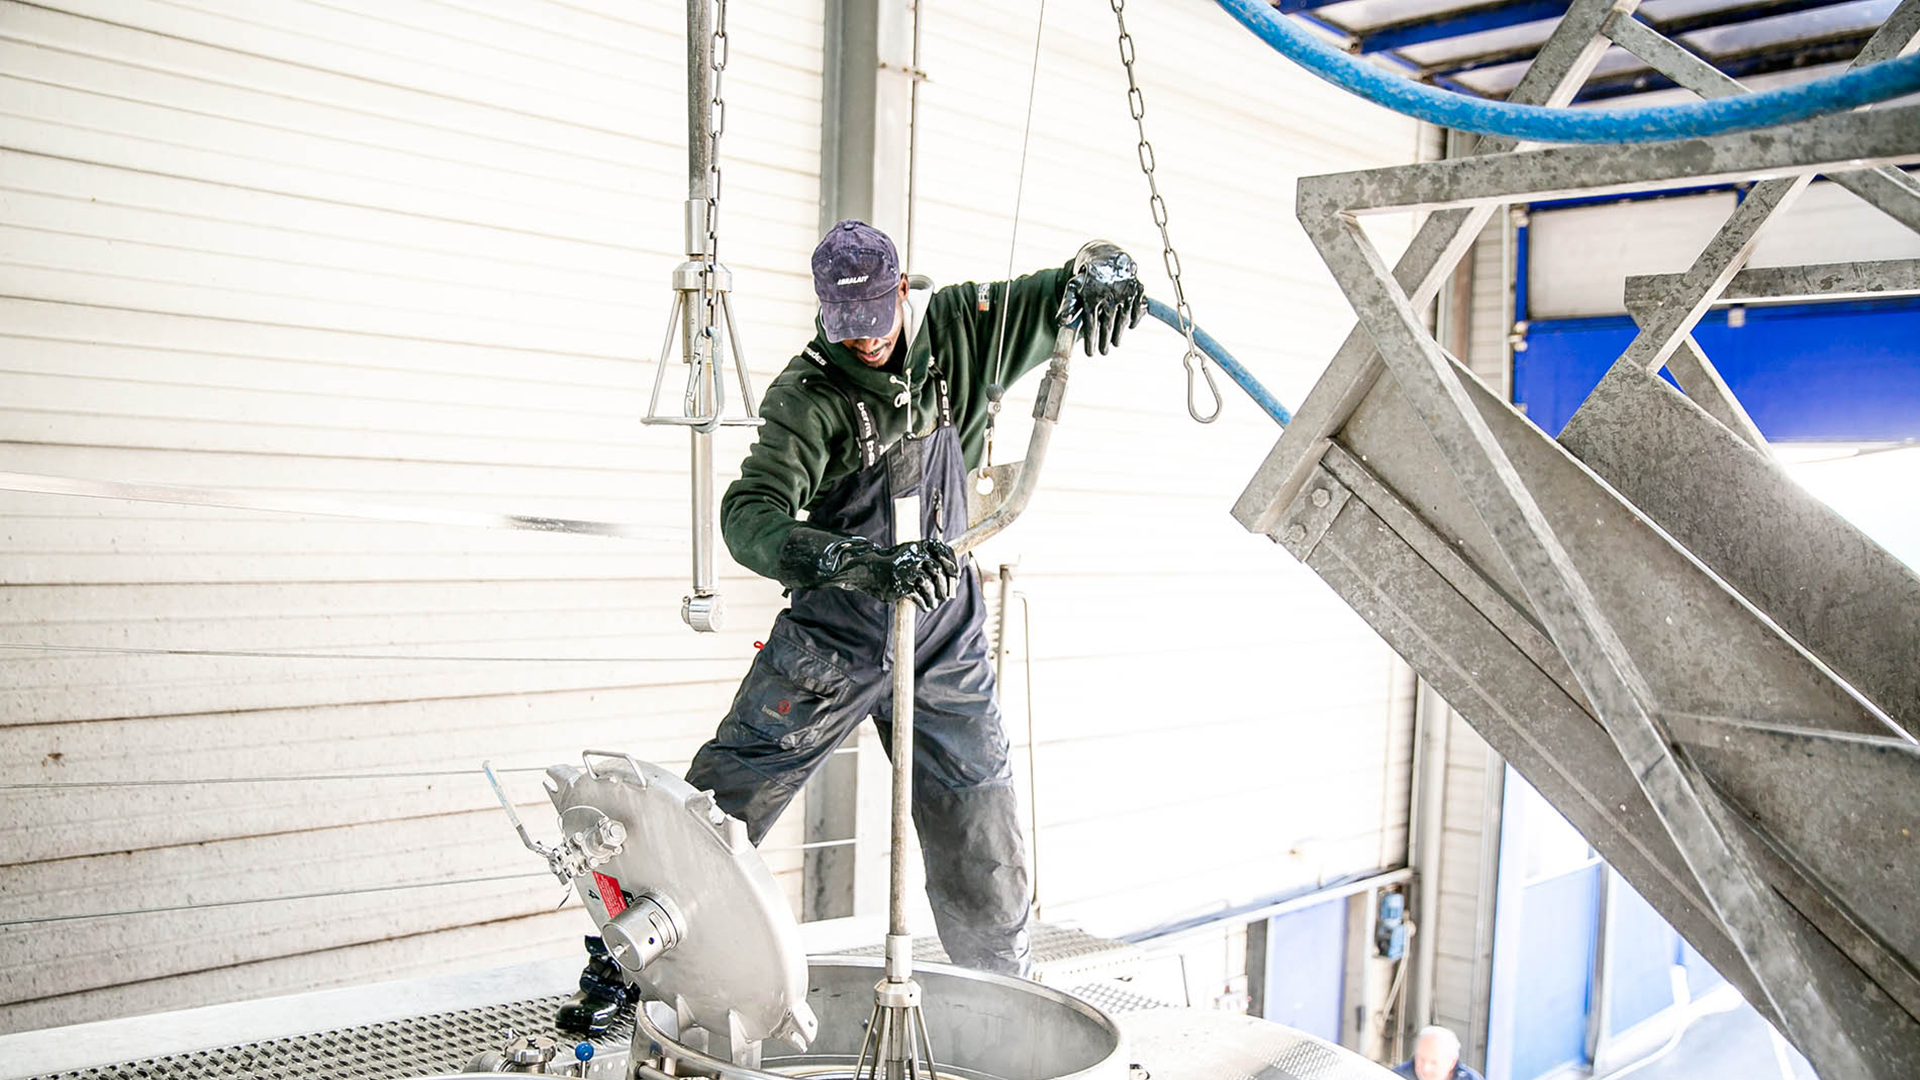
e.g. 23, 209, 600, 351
1183, 345, 1224, 424
642, 258, 765, 433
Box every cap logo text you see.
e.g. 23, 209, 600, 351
836, 275, 870, 286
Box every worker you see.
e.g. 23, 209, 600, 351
555, 220, 1146, 1035
1394, 1025, 1485, 1080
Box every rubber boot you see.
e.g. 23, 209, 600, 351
553, 935, 635, 1036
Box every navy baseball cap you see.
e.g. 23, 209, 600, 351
812, 220, 900, 342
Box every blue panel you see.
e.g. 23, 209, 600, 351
1262, 898, 1349, 1043
1508, 864, 1602, 1080
1513, 298, 1920, 441
1606, 873, 1682, 1036
1357, 0, 1572, 55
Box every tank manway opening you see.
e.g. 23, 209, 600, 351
478, 751, 1129, 1080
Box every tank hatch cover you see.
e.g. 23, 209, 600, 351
545, 752, 817, 1050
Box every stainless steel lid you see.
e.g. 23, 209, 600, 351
545, 752, 817, 1051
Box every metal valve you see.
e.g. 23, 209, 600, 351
601, 890, 685, 976
462, 1031, 560, 1074
484, 762, 627, 886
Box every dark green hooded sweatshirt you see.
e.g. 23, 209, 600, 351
720, 264, 1071, 579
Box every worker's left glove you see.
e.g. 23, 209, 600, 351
776, 524, 962, 610
1058, 241, 1147, 357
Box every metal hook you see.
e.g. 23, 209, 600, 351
1183, 346, 1223, 424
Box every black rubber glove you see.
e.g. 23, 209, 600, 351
1057, 240, 1147, 357
776, 524, 961, 609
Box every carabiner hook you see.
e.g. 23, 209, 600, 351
1183, 346, 1223, 424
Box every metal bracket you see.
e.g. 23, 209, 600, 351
965, 461, 1022, 527
1273, 465, 1351, 562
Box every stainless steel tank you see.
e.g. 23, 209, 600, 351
685, 956, 1128, 1079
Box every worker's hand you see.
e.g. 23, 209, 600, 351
777, 527, 961, 609
1058, 240, 1147, 357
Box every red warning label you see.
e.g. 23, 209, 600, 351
592, 871, 627, 917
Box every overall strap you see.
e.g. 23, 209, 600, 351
801, 348, 882, 469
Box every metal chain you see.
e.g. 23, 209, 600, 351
701, 0, 728, 350
1110, 0, 1221, 424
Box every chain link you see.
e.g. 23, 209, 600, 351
701, 0, 728, 351
1110, 0, 1221, 424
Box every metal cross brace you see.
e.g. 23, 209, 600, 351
1598, 0, 1920, 448
1235, 2, 1920, 1075
1234, 0, 1633, 535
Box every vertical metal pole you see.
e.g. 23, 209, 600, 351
903, 0, 925, 273
1587, 868, 1617, 1068
683, 0, 720, 626
992, 565, 1012, 687
1408, 680, 1450, 1031
688, 0, 713, 197
888, 595, 916, 966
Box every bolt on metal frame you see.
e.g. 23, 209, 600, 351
1234, 1, 1920, 1075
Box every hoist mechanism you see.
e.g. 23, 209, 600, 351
643, 0, 763, 634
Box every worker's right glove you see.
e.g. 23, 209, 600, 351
776, 524, 961, 609
1058, 240, 1147, 357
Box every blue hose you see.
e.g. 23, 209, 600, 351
1212, 0, 1920, 143
1146, 298, 1292, 427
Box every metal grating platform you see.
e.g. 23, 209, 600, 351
24, 996, 632, 1080
19, 926, 1155, 1080
20, 983, 1176, 1080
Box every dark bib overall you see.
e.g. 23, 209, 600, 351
685, 366, 1033, 975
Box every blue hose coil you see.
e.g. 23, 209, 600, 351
1145, 298, 1292, 427
1212, 0, 1920, 143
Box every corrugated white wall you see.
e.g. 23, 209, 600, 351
906, 0, 1423, 1004
0, 0, 821, 1033
0, 0, 1429, 1036
1527, 183, 1920, 320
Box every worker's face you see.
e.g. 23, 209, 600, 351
1412, 1036, 1458, 1080
839, 276, 912, 368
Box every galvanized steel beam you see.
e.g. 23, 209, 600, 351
1624, 259, 1920, 307
1289, 444, 1920, 1060
1558, 363, 1920, 741
1603, 2, 1920, 376
1295, 104, 1920, 216
1242, 9, 1920, 1070
1233, 0, 1630, 535
1294, 201, 1876, 1076
1262, 23, 1920, 1067
1659, 338, 1767, 449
